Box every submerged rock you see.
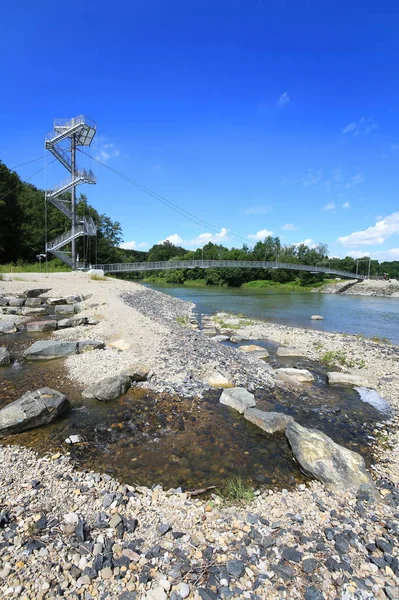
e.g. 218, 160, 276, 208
24, 340, 78, 360
327, 372, 372, 387
311, 315, 324, 320
0, 347, 10, 366
276, 368, 314, 384
276, 347, 304, 357
285, 421, 376, 496
82, 375, 131, 401
244, 408, 294, 433
219, 387, 256, 414
0, 319, 18, 335
0, 388, 69, 438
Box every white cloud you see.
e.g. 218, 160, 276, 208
282, 223, 297, 231
293, 238, 317, 249
391, 144, 399, 151
342, 117, 378, 136
119, 241, 148, 250
337, 211, 399, 247
302, 168, 364, 192
346, 248, 399, 261
248, 229, 274, 241
158, 228, 230, 248
323, 202, 336, 211
302, 169, 323, 187
95, 141, 120, 162
242, 205, 272, 215
277, 92, 290, 108
343, 202, 351, 209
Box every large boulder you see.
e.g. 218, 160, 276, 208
24, 340, 78, 360
219, 387, 256, 414
82, 375, 131, 402
8, 298, 25, 307
25, 298, 44, 307
26, 320, 57, 332
0, 388, 69, 438
327, 372, 372, 387
57, 317, 88, 329
276, 347, 304, 357
276, 368, 314, 384
285, 421, 376, 495
0, 347, 10, 366
244, 408, 294, 434
20, 307, 47, 316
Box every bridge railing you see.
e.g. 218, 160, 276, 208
93, 259, 364, 280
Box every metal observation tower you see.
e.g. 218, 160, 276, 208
45, 116, 97, 269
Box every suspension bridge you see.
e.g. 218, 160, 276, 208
43, 115, 365, 281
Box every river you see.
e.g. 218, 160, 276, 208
144, 283, 399, 344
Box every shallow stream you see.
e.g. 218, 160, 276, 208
0, 327, 389, 491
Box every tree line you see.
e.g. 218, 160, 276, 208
1, 159, 398, 285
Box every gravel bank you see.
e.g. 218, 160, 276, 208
0, 444, 398, 600
321, 279, 399, 297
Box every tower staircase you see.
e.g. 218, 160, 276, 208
45, 116, 97, 269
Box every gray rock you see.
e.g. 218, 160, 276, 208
276, 368, 314, 384
0, 388, 69, 438
26, 320, 57, 332
285, 421, 376, 495
219, 387, 256, 414
210, 335, 230, 342
226, 559, 245, 578
327, 372, 372, 387
276, 346, 304, 357
0, 347, 10, 366
25, 298, 44, 307
244, 408, 294, 434
82, 375, 131, 402
122, 364, 150, 382
311, 315, 324, 320
302, 558, 318, 573
198, 591, 218, 600
0, 297, 8, 306
282, 547, 302, 563
304, 586, 325, 600
24, 340, 78, 360
78, 340, 105, 352
54, 304, 75, 315
0, 319, 18, 335
157, 523, 171, 536
20, 307, 47, 316
8, 297, 25, 307
57, 317, 88, 329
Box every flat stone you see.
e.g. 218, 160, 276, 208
8, 298, 25, 307
25, 298, 44, 306
207, 373, 233, 388
46, 297, 68, 305
311, 315, 324, 320
0, 347, 10, 366
78, 340, 105, 353
57, 317, 88, 329
219, 387, 256, 414
109, 513, 123, 529
238, 344, 269, 358
285, 421, 377, 496
26, 320, 57, 332
304, 586, 325, 600
20, 307, 47, 316
198, 588, 218, 600
54, 304, 75, 315
82, 375, 131, 402
24, 340, 78, 360
282, 547, 303, 563
210, 335, 230, 342
302, 558, 318, 573
0, 388, 69, 438
276, 368, 314, 384
327, 372, 372, 387
276, 346, 305, 357
122, 364, 149, 382
100, 567, 113, 580
244, 408, 293, 433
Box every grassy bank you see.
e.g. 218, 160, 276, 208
242, 279, 336, 291
0, 260, 71, 274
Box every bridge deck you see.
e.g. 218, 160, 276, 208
93, 260, 364, 280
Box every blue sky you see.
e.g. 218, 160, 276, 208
2, 0, 399, 260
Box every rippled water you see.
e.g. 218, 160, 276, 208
144, 283, 399, 344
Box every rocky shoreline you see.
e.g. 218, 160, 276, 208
320, 279, 399, 297
0, 273, 398, 599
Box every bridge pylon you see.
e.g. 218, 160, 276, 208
45, 116, 97, 269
